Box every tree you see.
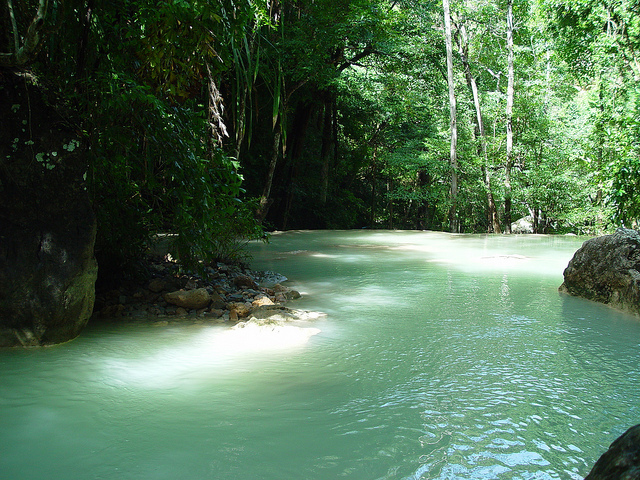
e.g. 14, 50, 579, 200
455, 17, 501, 233
542, 0, 640, 228
504, 0, 515, 233
443, 0, 460, 232
2, 0, 266, 277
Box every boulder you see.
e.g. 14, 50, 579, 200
584, 424, 640, 479
559, 228, 640, 315
163, 288, 211, 310
511, 215, 534, 234
0, 70, 97, 346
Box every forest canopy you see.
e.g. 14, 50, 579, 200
2, 0, 639, 272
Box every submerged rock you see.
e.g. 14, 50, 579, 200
559, 228, 640, 316
584, 424, 640, 479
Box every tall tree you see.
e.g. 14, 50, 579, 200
504, 0, 515, 233
443, 0, 460, 232
455, 18, 501, 233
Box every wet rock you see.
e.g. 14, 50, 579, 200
285, 289, 301, 300
209, 291, 226, 309
228, 302, 251, 318
227, 293, 245, 302
234, 274, 259, 289
270, 283, 301, 301
249, 305, 298, 322
164, 288, 211, 310
560, 228, 640, 315
584, 424, 640, 480
254, 270, 288, 288
209, 308, 225, 318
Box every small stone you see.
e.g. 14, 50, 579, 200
285, 290, 301, 300
252, 296, 275, 307
175, 307, 188, 316
229, 309, 238, 322
234, 274, 259, 289
209, 291, 226, 309
227, 302, 251, 318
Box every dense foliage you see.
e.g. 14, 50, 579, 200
2, 0, 639, 273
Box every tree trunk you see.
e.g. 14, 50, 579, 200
320, 94, 334, 205
443, 0, 459, 233
456, 21, 501, 234
282, 101, 314, 230
257, 120, 281, 222
505, 0, 515, 234
1, 0, 49, 67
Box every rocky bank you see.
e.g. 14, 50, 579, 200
93, 255, 318, 327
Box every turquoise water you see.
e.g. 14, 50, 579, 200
1, 231, 639, 479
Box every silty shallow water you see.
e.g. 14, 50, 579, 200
1, 230, 639, 479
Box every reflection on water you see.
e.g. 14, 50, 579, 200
1, 231, 639, 480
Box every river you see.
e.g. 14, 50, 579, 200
1, 230, 639, 479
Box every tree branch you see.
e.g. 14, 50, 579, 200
7, 0, 20, 54
338, 43, 377, 72
1, 0, 49, 67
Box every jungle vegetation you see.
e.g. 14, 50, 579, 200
2, 0, 639, 272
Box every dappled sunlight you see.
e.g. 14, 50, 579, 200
101, 323, 320, 390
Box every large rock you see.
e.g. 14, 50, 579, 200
584, 424, 640, 479
163, 288, 212, 310
0, 70, 97, 346
559, 228, 640, 315
511, 215, 534, 234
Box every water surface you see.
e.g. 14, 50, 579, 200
1, 231, 639, 479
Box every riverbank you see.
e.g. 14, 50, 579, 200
92, 254, 309, 326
